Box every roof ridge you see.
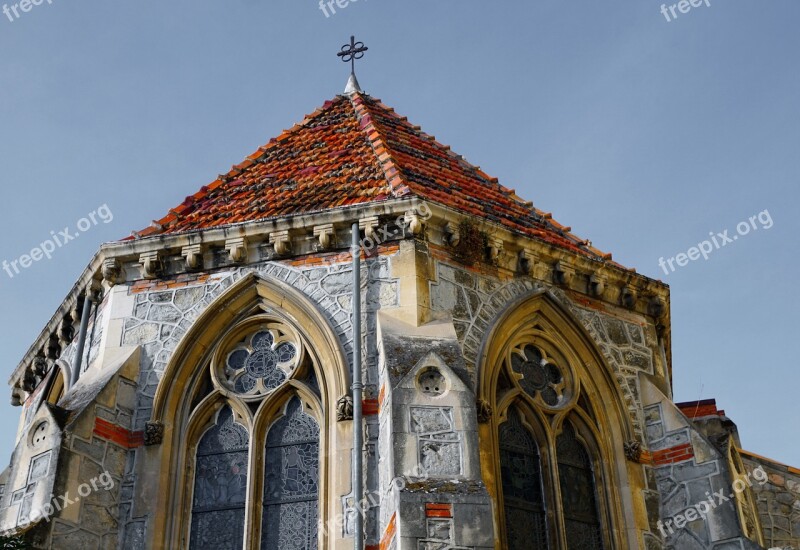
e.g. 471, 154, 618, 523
362, 96, 537, 209
348, 93, 411, 198
133, 96, 378, 239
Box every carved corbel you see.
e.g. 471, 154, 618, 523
181, 244, 204, 270
518, 249, 535, 274
47, 334, 61, 362
89, 279, 104, 304
225, 237, 248, 263
22, 369, 37, 393
552, 261, 573, 286
33, 353, 48, 378
102, 258, 124, 285
443, 222, 460, 247
648, 296, 665, 319
144, 421, 165, 446
11, 385, 24, 407
139, 251, 163, 279
313, 224, 336, 250
58, 317, 75, 347
70, 296, 83, 324
404, 210, 424, 236
487, 237, 504, 263
269, 231, 291, 256
589, 273, 606, 298
624, 440, 643, 462
359, 216, 380, 241
477, 399, 493, 424
620, 286, 637, 309
337, 395, 354, 422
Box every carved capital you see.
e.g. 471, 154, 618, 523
359, 216, 380, 240
138, 251, 162, 279
181, 244, 203, 270
102, 258, 124, 285
225, 237, 248, 263
337, 395, 354, 422
624, 440, 643, 463
477, 399, 493, 424
313, 224, 336, 250
144, 421, 165, 446
269, 231, 291, 256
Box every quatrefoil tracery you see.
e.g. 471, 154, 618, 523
509, 344, 569, 408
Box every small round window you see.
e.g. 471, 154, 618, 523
30, 421, 48, 449
417, 367, 447, 397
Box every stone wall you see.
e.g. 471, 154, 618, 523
641, 378, 763, 550
742, 453, 800, 549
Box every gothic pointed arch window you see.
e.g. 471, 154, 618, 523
262, 397, 320, 549
479, 298, 628, 550
557, 422, 604, 549
190, 407, 249, 549
182, 315, 324, 549
493, 341, 607, 549
499, 408, 549, 550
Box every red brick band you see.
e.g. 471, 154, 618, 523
93, 417, 144, 449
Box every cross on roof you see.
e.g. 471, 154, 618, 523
338, 35, 368, 76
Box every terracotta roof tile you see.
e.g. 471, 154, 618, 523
130, 93, 623, 266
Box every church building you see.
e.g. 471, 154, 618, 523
0, 50, 797, 550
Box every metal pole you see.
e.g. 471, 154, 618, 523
71, 292, 93, 388
351, 222, 364, 549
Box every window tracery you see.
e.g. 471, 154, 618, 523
187, 317, 321, 549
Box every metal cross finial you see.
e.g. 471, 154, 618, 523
338, 35, 368, 76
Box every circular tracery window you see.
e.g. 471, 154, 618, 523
509, 343, 571, 408
216, 322, 303, 399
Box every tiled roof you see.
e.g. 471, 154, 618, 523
131, 92, 621, 266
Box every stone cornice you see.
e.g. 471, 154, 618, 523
9, 197, 670, 400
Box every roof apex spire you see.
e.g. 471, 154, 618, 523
344, 72, 362, 94
337, 36, 368, 95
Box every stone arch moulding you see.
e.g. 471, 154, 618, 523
151, 272, 351, 423
147, 272, 351, 549
476, 289, 635, 441
475, 289, 639, 549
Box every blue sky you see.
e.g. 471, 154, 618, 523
0, 0, 797, 466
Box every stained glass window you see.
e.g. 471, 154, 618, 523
499, 409, 550, 550
262, 397, 320, 550
190, 407, 249, 550
557, 423, 604, 550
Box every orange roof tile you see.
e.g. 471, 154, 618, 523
131, 92, 621, 266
